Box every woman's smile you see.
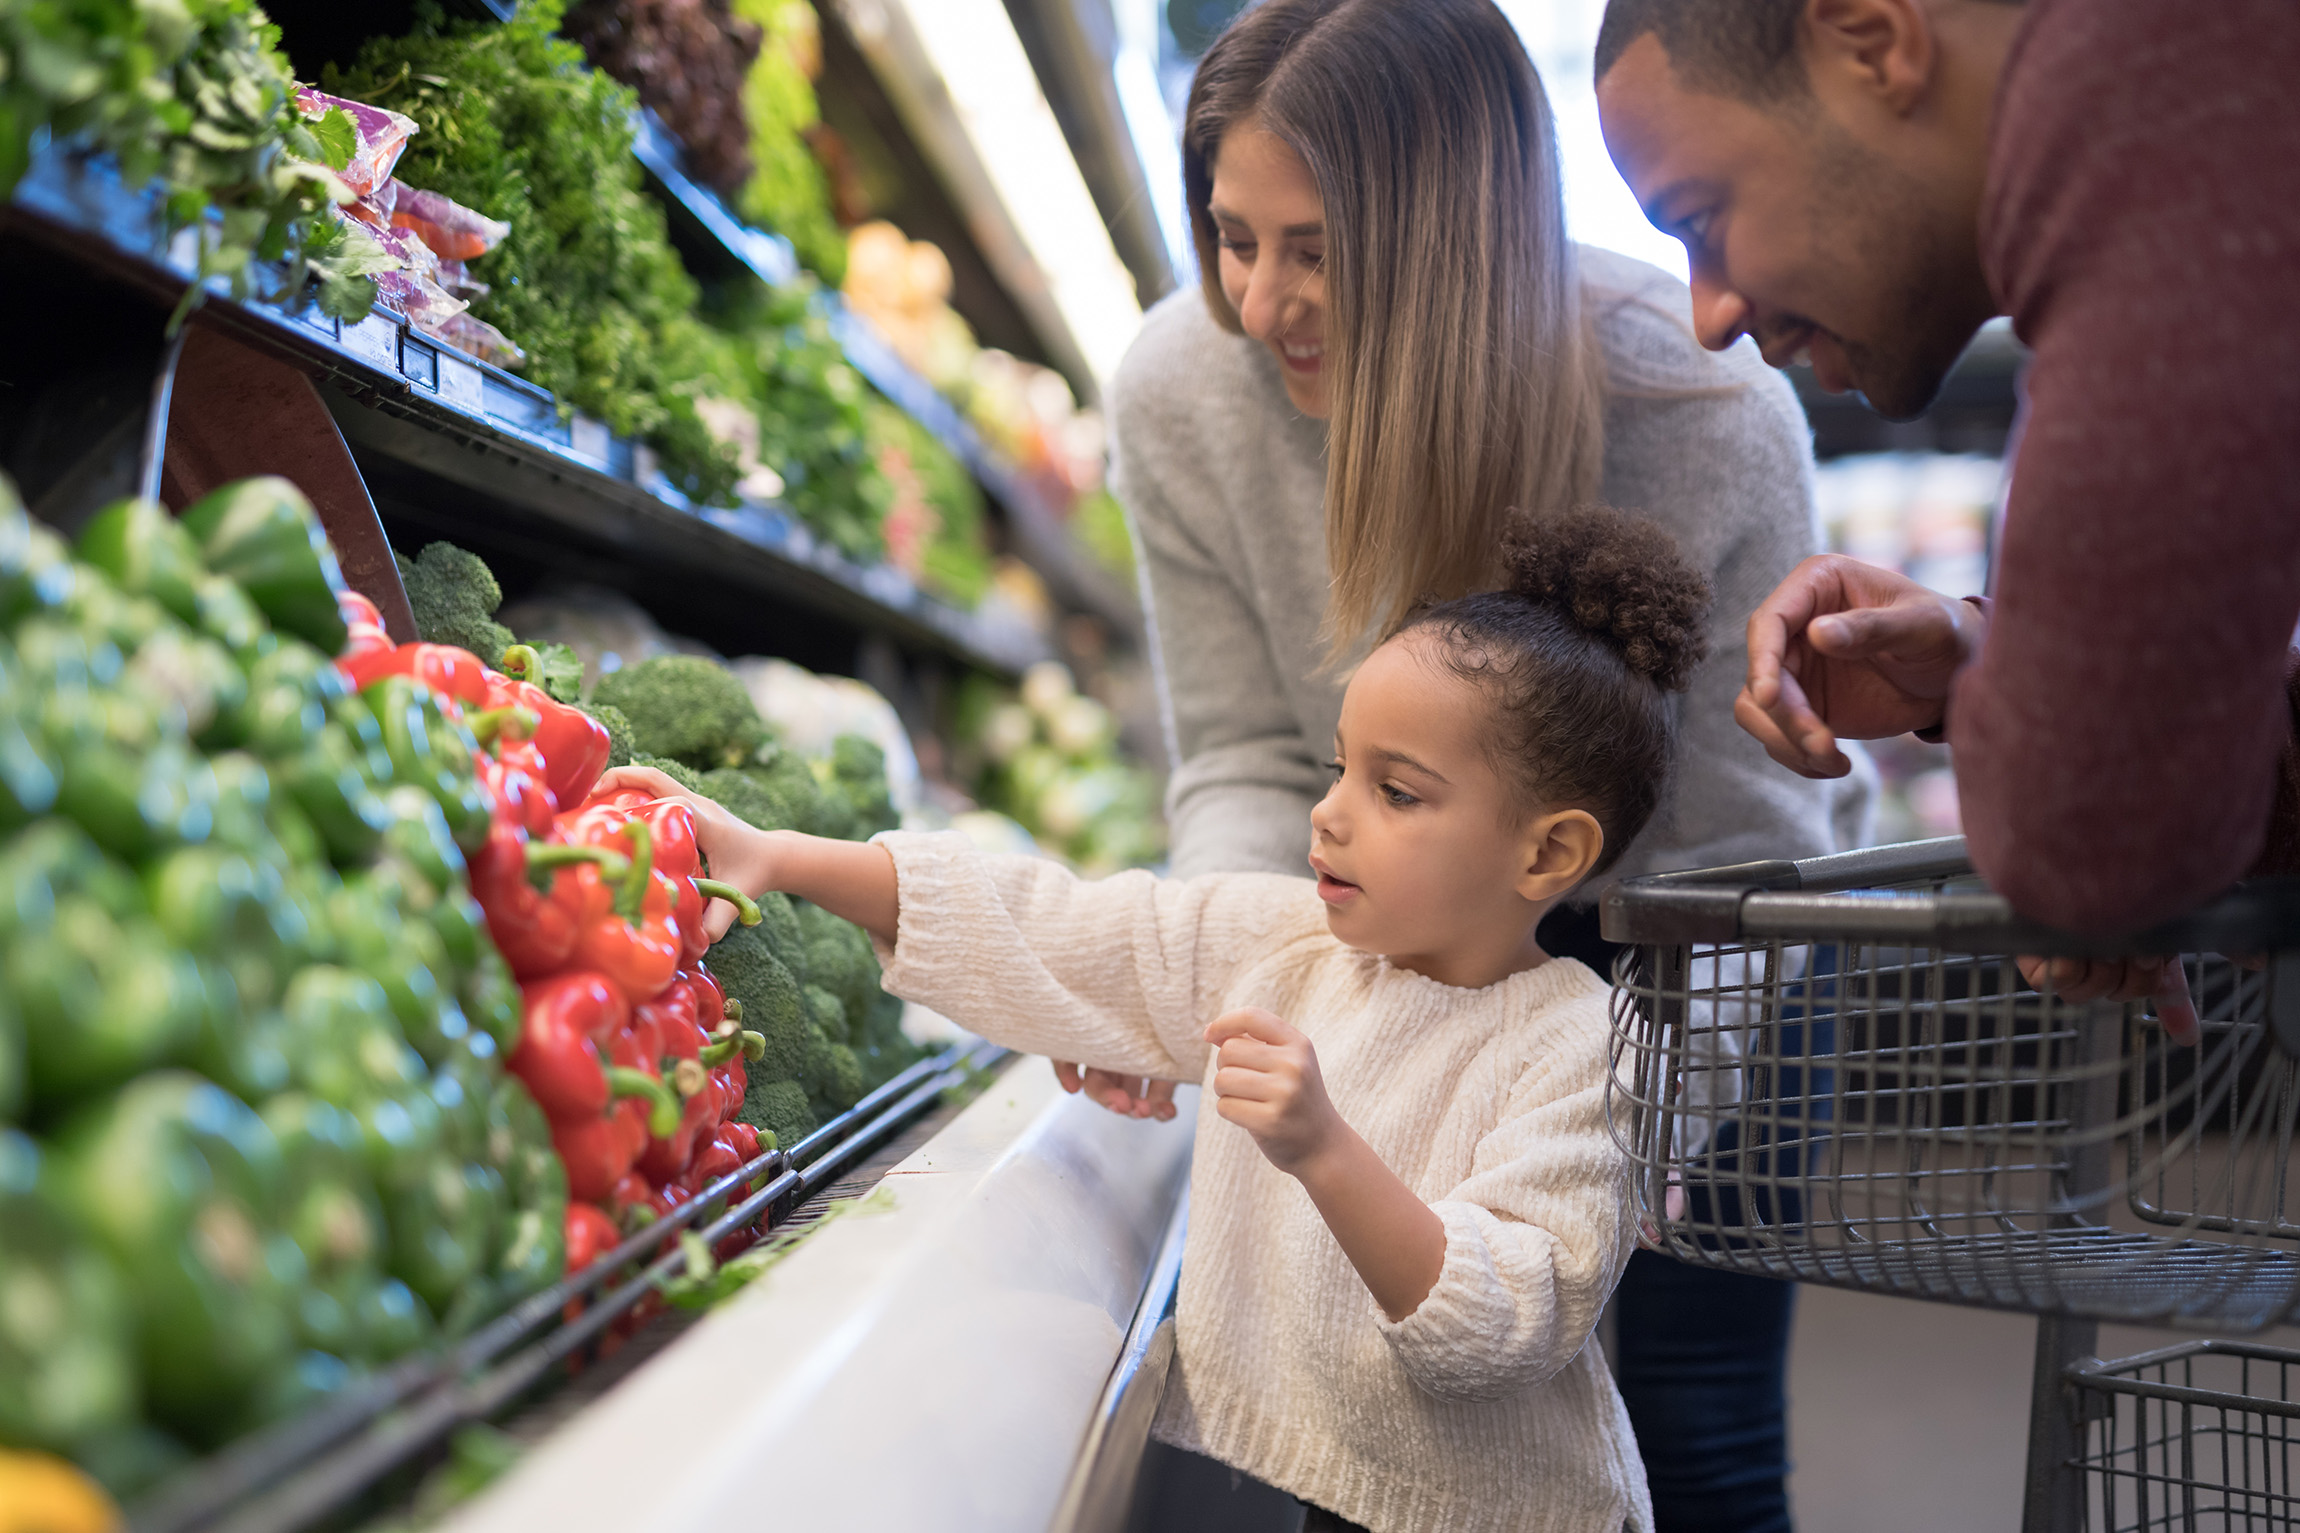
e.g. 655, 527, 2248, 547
1277, 337, 1324, 376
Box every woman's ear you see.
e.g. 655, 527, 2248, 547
1515, 808, 1604, 905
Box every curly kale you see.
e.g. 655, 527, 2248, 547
398, 542, 514, 663
592, 655, 766, 770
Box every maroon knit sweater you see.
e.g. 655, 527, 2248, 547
1951, 0, 2300, 933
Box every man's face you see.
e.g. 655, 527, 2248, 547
1597, 32, 1989, 420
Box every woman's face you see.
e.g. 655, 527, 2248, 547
1209, 123, 1330, 418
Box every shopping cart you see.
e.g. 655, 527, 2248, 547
1601, 836, 2300, 1531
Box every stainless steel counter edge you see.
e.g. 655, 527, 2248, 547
440, 1055, 1195, 1533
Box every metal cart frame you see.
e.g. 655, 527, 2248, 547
1601, 837, 2300, 1531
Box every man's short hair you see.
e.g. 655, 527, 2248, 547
1595, 0, 2024, 103
1594, 0, 1810, 101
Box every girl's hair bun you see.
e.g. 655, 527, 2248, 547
1501, 507, 1711, 692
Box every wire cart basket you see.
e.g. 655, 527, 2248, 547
1602, 836, 2300, 1530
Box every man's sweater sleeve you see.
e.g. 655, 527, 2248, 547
1375, 1020, 1633, 1403
1955, 0, 2300, 933
871, 831, 1303, 1080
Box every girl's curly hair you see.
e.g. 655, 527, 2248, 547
1394, 506, 1711, 876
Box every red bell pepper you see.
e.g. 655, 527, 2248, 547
474, 736, 559, 839
565, 1201, 621, 1274
339, 591, 393, 661
341, 641, 492, 711
495, 646, 612, 808
508, 970, 627, 1122
470, 823, 627, 980
679, 1131, 744, 1197
552, 1092, 674, 1204
561, 815, 685, 1004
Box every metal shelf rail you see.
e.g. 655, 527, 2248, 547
125, 1040, 1009, 1533
4, 139, 1050, 678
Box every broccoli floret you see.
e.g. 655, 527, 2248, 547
829, 734, 898, 838
628, 751, 703, 793
695, 767, 790, 833
740, 1077, 815, 1147
795, 900, 879, 1030
581, 702, 635, 769
803, 1026, 863, 1113
399, 542, 514, 663
751, 890, 804, 973
592, 655, 767, 770
706, 924, 807, 1080
736, 746, 837, 837
855, 990, 923, 1092
802, 983, 848, 1046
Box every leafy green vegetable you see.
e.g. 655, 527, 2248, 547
326, 0, 742, 506
732, 0, 845, 286
528, 642, 585, 705
1, 0, 391, 326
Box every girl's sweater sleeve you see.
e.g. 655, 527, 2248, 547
870, 830, 1305, 1081
1374, 1017, 1634, 1404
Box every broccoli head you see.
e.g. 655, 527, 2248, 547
829, 734, 898, 838
703, 924, 807, 1080
592, 655, 767, 770
802, 983, 848, 1046
795, 899, 880, 1030
627, 751, 703, 793
399, 541, 514, 663
740, 1077, 814, 1147
581, 702, 636, 769
803, 1027, 863, 1113
751, 890, 805, 973
696, 767, 807, 835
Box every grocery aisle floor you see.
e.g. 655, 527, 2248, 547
1788, 1288, 2300, 1532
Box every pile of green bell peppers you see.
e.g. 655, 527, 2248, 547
0, 473, 564, 1489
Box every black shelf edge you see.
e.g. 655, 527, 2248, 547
5, 141, 1049, 678
630, 110, 1142, 637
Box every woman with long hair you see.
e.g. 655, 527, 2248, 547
1069, 1, 1870, 1528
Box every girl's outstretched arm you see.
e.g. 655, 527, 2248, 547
1204, 1008, 1446, 1321
598, 766, 897, 941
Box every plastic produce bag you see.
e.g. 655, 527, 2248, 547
429, 312, 525, 369
370, 225, 469, 333
293, 88, 416, 200
387, 181, 511, 263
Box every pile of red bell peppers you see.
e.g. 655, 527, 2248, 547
337, 606, 768, 1277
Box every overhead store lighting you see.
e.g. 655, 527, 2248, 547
882, 0, 1145, 388
1110, 0, 1193, 280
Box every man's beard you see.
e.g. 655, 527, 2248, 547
1810, 129, 1994, 421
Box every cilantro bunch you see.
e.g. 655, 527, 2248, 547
327, 0, 742, 507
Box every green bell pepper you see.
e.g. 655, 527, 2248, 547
13, 888, 208, 1113
0, 993, 20, 1124
147, 845, 313, 1014
194, 572, 272, 661
331, 873, 470, 1067
178, 477, 350, 656
0, 519, 77, 633
124, 627, 248, 749
233, 638, 346, 761
461, 945, 523, 1056
361, 676, 490, 851
0, 1128, 137, 1455
261, 1093, 391, 1359
278, 965, 428, 1111
76, 498, 206, 627
46, 1072, 295, 1445
282, 720, 393, 866
0, 637, 59, 832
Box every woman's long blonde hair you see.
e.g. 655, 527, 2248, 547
1184, 0, 1607, 656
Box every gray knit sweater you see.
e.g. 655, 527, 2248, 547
1109, 245, 1873, 889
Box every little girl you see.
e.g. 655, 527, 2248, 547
610, 508, 1709, 1533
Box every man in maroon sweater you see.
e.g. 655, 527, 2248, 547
1595, 0, 2300, 940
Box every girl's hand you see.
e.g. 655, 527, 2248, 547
1053, 1062, 1181, 1121
595, 765, 779, 943
1204, 1008, 1339, 1175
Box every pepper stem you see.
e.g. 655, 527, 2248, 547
604, 1066, 682, 1139
670, 1058, 708, 1098
466, 704, 540, 748
522, 841, 630, 894
498, 644, 541, 684
612, 818, 655, 925
693, 878, 762, 927
698, 1029, 766, 1067
722, 998, 743, 1025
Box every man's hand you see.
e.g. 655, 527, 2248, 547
1052, 1063, 1180, 1121
1738, 555, 1985, 779
1204, 1008, 1340, 1175
2017, 955, 2202, 1045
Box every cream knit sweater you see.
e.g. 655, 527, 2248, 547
872, 831, 1650, 1533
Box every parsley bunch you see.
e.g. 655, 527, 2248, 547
327, 0, 742, 506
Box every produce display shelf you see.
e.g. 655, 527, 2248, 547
126, 1038, 1009, 1533
632, 112, 1143, 636
3, 141, 1053, 679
